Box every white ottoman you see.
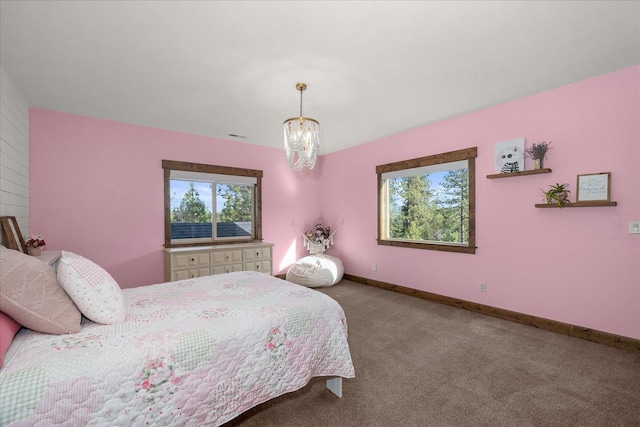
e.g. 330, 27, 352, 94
286, 254, 344, 288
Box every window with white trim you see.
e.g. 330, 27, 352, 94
376, 147, 477, 254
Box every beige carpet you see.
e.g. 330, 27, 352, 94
226, 279, 640, 426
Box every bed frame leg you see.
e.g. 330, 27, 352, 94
326, 377, 343, 398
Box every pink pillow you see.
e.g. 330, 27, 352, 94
0, 246, 81, 334
0, 311, 21, 367
56, 251, 126, 324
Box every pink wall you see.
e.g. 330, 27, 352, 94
30, 66, 639, 340
29, 112, 324, 287
322, 66, 640, 340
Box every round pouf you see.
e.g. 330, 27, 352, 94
286, 254, 344, 288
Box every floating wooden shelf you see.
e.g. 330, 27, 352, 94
486, 168, 552, 179
535, 201, 617, 208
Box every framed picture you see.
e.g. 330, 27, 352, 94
495, 138, 525, 173
576, 172, 611, 202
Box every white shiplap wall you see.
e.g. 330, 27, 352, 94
0, 65, 30, 241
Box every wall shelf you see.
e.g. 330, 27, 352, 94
535, 201, 617, 208
487, 168, 552, 179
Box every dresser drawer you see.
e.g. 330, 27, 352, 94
212, 264, 244, 275
173, 267, 211, 281
243, 260, 272, 274
211, 249, 242, 265
172, 252, 210, 269
243, 246, 271, 262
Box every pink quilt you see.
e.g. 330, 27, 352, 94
0, 271, 355, 426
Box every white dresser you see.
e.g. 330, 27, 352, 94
164, 242, 273, 282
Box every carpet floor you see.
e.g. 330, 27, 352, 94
226, 279, 640, 426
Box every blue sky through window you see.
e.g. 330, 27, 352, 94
390, 169, 464, 207
170, 180, 221, 213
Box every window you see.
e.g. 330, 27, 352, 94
376, 147, 477, 254
163, 160, 263, 247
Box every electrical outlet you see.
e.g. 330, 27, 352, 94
372, 263, 377, 272
630, 221, 640, 234
480, 282, 486, 292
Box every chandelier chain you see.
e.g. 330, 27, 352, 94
299, 88, 303, 117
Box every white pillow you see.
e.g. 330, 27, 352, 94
56, 251, 126, 324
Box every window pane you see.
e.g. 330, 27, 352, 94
170, 179, 213, 240
216, 183, 253, 238
386, 167, 468, 244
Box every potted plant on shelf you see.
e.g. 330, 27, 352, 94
25, 235, 46, 256
525, 141, 552, 169
542, 183, 570, 207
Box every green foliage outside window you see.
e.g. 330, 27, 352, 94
217, 184, 253, 222
388, 169, 468, 244
171, 183, 212, 223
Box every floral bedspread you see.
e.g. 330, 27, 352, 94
0, 271, 355, 426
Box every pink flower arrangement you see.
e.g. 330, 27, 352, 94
25, 234, 46, 249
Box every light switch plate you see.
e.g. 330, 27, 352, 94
630, 221, 640, 234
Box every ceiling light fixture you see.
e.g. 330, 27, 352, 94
283, 83, 320, 170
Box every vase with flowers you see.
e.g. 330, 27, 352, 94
25, 235, 46, 256
524, 141, 552, 169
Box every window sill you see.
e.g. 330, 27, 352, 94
166, 239, 263, 249
378, 239, 476, 254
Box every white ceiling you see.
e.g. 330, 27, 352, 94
1, 1, 639, 155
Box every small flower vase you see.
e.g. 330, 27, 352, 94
534, 158, 543, 170
28, 247, 42, 256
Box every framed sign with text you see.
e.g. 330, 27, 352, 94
576, 172, 611, 202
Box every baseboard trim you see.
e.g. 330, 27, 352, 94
343, 273, 640, 354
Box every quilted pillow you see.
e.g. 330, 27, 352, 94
0, 311, 21, 367
56, 251, 126, 324
0, 246, 81, 334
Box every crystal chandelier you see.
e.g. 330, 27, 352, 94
283, 83, 320, 170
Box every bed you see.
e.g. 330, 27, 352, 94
0, 267, 355, 426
